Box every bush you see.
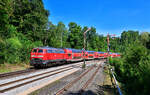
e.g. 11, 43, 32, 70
18, 33, 43, 63
109, 57, 121, 66
0, 38, 6, 64
114, 44, 150, 95
5, 37, 22, 63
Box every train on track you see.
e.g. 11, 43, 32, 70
30, 46, 120, 68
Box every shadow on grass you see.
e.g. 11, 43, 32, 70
64, 90, 97, 95
95, 84, 118, 95
63, 84, 116, 95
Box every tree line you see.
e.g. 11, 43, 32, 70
110, 31, 150, 95
0, 0, 108, 64
1, 0, 149, 64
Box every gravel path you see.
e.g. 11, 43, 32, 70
29, 61, 105, 95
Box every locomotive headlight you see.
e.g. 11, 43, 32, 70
31, 55, 36, 57
37, 55, 43, 57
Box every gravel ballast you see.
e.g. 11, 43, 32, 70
30, 60, 105, 95
0, 60, 98, 95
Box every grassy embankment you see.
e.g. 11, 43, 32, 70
0, 63, 30, 73
101, 66, 118, 95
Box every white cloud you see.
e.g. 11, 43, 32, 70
96, 29, 123, 37
96, 28, 150, 37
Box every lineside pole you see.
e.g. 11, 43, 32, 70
83, 32, 86, 68
82, 28, 91, 69
107, 33, 110, 64
107, 33, 118, 94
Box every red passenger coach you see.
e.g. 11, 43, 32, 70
86, 51, 95, 60
114, 53, 121, 57
30, 47, 66, 67
65, 48, 83, 62
97, 52, 105, 59
104, 53, 108, 58
84, 51, 89, 59
110, 53, 117, 58
63, 48, 72, 61
109, 52, 119, 58
94, 52, 99, 59
117, 53, 121, 57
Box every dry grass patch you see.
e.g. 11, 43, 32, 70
96, 66, 116, 95
0, 63, 30, 73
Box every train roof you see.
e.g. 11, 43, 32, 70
86, 51, 95, 53
110, 52, 120, 54
97, 52, 104, 54
65, 48, 82, 53
34, 46, 64, 50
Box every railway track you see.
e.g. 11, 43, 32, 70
0, 68, 37, 79
0, 64, 81, 93
55, 64, 101, 95
80, 64, 101, 92
0, 60, 99, 79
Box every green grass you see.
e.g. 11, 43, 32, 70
102, 66, 117, 95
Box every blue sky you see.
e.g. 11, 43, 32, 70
43, 0, 150, 36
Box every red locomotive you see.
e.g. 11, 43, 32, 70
30, 46, 120, 68
30, 47, 66, 67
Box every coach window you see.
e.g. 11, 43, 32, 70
47, 50, 52, 53
52, 50, 56, 53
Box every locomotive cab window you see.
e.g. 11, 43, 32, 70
32, 49, 37, 53
38, 49, 43, 53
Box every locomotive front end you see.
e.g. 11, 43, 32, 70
30, 48, 47, 67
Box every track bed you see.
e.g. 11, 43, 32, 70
30, 61, 105, 95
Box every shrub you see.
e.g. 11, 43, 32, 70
114, 44, 150, 95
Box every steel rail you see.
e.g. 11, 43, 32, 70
0, 67, 75, 93
81, 64, 101, 91
0, 66, 76, 87
55, 65, 95, 95
0, 60, 94, 78
0, 68, 36, 78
